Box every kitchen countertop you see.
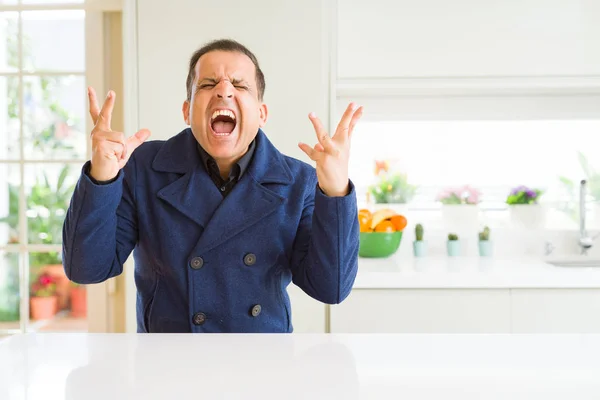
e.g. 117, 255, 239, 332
1, 333, 600, 399
355, 256, 600, 289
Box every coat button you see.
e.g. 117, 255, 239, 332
192, 312, 206, 325
250, 304, 261, 317
243, 253, 256, 266
190, 257, 204, 269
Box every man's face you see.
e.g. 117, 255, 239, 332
183, 50, 267, 165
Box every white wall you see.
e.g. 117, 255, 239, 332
136, 0, 332, 159
129, 0, 334, 333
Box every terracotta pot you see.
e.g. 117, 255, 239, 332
30, 296, 58, 320
70, 286, 87, 318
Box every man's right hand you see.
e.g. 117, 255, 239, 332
88, 87, 151, 182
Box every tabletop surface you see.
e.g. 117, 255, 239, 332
355, 256, 600, 288
1, 333, 600, 399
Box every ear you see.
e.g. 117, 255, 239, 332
182, 100, 190, 125
258, 103, 268, 127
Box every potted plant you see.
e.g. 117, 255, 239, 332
367, 159, 418, 214
413, 223, 426, 257
69, 282, 87, 318
437, 185, 481, 229
447, 233, 460, 256
506, 185, 546, 229
478, 226, 493, 257
558, 151, 600, 226
1, 165, 77, 312
30, 272, 58, 320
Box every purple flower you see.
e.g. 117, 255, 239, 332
511, 185, 526, 195
525, 189, 537, 198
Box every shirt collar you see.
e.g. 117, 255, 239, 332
197, 139, 256, 181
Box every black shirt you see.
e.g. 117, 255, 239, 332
197, 140, 256, 197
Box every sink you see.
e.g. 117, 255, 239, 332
546, 259, 600, 268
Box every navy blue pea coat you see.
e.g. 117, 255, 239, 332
62, 127, 359, 333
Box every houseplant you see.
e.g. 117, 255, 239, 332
478, 226, 493, 257
447, 233, 460, 256
0, 164, 78, 313
558, 151, 600, 225
413, 223, 426, 257
368, 160, 417, 212
69, 281, 87, 318
506, 185, 546, 229
30, 272, 58, 320
28, 164, 77, 311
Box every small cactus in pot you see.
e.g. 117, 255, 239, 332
447, 232, 460, 256
478, 226, 493, 257
413, 223, 427, 257
478, 226, 490, 241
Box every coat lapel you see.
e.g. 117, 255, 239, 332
153, 128, 223, 228
195, 128, 294, 253
152, 128, 294, 249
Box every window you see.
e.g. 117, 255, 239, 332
340, 98, 600, 231
0, 2, 90, 334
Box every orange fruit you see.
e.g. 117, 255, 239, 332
390, 215, 408, 231
374, 220, 395, 233
358, 209, 372, 232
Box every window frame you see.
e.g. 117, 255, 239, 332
0, 0, 121, 335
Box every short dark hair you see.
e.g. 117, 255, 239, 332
186, 38, 266, 102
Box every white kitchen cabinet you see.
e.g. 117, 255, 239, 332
511, 289, 600, 333
287, 284, 326, 333
337, 0, 600, 80
329, 289, 511, 333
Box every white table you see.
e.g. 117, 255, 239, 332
1, 333, 600, 399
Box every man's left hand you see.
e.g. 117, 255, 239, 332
299, 103, 363, 197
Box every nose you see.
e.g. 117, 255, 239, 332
215, 80, 233, 99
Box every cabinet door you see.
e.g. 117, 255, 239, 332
330, 289, 511, 333
287, 284, 326, 333
338, 0, 600, 79
511, 289, 600, 333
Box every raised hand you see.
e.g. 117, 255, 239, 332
298, 103, 363, 197
88, 87, 151, 182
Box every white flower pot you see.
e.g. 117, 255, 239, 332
509, 204, 547, 229
441, 204, 479, 230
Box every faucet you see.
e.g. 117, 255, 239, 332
579, 180, 600, 255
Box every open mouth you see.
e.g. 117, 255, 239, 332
210, 109, 236, 136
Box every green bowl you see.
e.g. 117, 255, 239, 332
359, 231, 403, 258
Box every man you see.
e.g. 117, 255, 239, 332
62, 39, 363, 333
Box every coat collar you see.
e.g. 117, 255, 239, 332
153, 128, 295, 253
152, 127, 293, 185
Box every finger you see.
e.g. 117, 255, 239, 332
298, 142, 317, 161
99, 139, 126, 161
315, 143, 325, 152
96, 90, 115, 131
99, 131, 127, 160
308, 112, 336, 153
334, 102, 359, 141
99, 131, 125, 142
125, 129, 152, 154
348, 106, 364, 139
88, 86, 100, 126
